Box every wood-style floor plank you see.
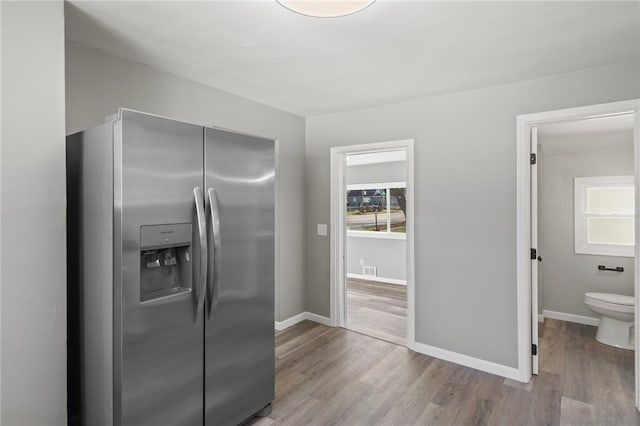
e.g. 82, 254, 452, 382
450, 370, 504, 425
539, 320, 565, 375
559, 396, 596, 426
379, 359, 461, 425
528, 372, 563, 426
345, 278, 406, 345
588, 335, 633, 426
561, 323, 595, 404
486, 386, 532, 426
247, 319, 638, 426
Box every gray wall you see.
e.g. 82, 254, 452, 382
305, 60, 640, 368
539, 131, 635, 319
65, 40, 307, 322
347, 237, 406, 281
1, 1, 67, 424
346, 160, 407, 282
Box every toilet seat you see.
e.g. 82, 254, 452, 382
584, 292, 635, 314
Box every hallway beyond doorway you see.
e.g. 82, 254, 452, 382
346, 278, 406, 345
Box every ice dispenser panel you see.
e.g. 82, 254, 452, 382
139, 224, 192, 303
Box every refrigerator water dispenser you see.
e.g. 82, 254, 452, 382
140, 224, 192, 303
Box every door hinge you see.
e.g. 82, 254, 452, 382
530, 153, 537, 165
532, 344, 538, 356
531, 248, 537, 260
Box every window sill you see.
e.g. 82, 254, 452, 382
575, 244, 634, 258
347, 231, 406, 240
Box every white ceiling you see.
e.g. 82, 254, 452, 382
65, 1, 640, 117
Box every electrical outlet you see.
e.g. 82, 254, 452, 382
359, 259, 364, 266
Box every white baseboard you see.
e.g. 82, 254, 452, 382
304, 312, 333, 326
275, 311, 333, 331
409, 341, 522, 382
538, 314, 544, 323
542, 309, 600, 326
347, 273, 407, 286
275, 312, 308, 331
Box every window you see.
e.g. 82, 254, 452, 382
346, 182, 406, 238
574, 176, 635, 257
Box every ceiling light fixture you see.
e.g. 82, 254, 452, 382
276, 0, 375, 18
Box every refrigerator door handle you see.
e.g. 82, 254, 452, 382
194, 187, 208, 325
207, 188, 222, 320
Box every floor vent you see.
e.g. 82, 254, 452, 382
362, 266, 378, 277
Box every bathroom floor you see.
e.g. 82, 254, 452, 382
538, 318, 637, 425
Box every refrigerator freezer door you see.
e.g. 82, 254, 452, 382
204, 128, 275, 425
117, 110, 205, 426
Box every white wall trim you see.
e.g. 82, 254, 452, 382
347, 273, 407, 286
305, 312, 333, 326
538, 314, 545, 323
516, 99, 640, 398
411, 341, 522, 382
275, 312, 333, 331
330, 139, 415, 347
275, 312, 307, 331
542, 310, 600, 326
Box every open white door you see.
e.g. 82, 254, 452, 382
531, 126, 539, 375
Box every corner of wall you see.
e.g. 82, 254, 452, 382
2, 0, 67, 423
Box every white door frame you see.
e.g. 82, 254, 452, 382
329, 139, 416, 348
516, 99, 640, 409
530, 127, 539, 375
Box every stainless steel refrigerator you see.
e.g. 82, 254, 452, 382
67, 109, 275, 426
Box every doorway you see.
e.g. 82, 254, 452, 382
516, 99, 640, 410
344, 150, 407, 344
329, 140, 415, 347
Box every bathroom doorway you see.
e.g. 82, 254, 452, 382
516, 99, 640, 413
329, 140, 415, 347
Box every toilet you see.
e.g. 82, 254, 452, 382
584, 292, 635, 350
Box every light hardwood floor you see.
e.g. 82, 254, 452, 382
346, 278, 407, 345
247, 319, 638, 426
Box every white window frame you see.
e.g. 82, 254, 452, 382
574, 175, 635, 257
346, 181, 407, 240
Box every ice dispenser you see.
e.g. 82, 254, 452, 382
140, 224, 192, 303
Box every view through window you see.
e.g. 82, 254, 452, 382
346, 184, 406, 234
